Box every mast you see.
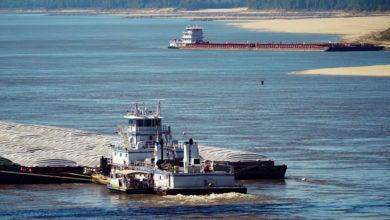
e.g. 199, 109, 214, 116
157, 100, 161, 117
134, 103, 138, 116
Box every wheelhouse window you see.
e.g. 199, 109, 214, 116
144, 120, 152, 127
135, 119, 161, 127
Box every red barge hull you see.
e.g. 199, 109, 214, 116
169, 42, 384, 52
178, 42, 328, 51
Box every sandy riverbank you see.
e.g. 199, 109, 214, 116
227, 16, 390, 43
68, 9, 390, 46
292, 65, 390, 77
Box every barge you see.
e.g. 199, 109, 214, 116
168, 25, 384, 52
0, 122, 111, 184
0, 100, 287, 184
0, 157, 91, 184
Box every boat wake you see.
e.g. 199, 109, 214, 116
152, 192, 269, 207
286, 176, 356, 188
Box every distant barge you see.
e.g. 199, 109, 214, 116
168, 25, 384, 52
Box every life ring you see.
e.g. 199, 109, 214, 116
203, 164, 210, 172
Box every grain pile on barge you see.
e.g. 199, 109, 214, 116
0, 121, 111, 183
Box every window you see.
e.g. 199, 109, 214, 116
145, 120, 152, 127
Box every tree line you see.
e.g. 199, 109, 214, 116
0, 0, 388, 11
0, 0, 246, 9
247, 0, 390, 11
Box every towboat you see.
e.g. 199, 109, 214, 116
101, 101, 286, 181
108, 137, 246, 195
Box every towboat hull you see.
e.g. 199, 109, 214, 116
107, 185, 155, 194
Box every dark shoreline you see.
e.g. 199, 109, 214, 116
1, 8, 389, 18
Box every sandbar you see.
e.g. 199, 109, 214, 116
292, 65, 390, 77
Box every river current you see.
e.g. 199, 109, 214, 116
0, 14, 389, 219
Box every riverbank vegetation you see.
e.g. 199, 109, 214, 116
1, 0, 389, 11
247, 0, 390, 11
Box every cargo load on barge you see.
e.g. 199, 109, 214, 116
168, 25, 384, 52
0, 122, 111, 184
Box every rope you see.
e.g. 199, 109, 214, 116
0, 170, 92, 182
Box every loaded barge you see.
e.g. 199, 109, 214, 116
0, 122, 113, 184
168, 25, 384, 52
0, 102, 286, 184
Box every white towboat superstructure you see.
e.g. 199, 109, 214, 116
111, 101, 183, 164
109, 138, 246, 195
107, 101, 246, 195
152, 139, 245, 195
168, 25, 204, 49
